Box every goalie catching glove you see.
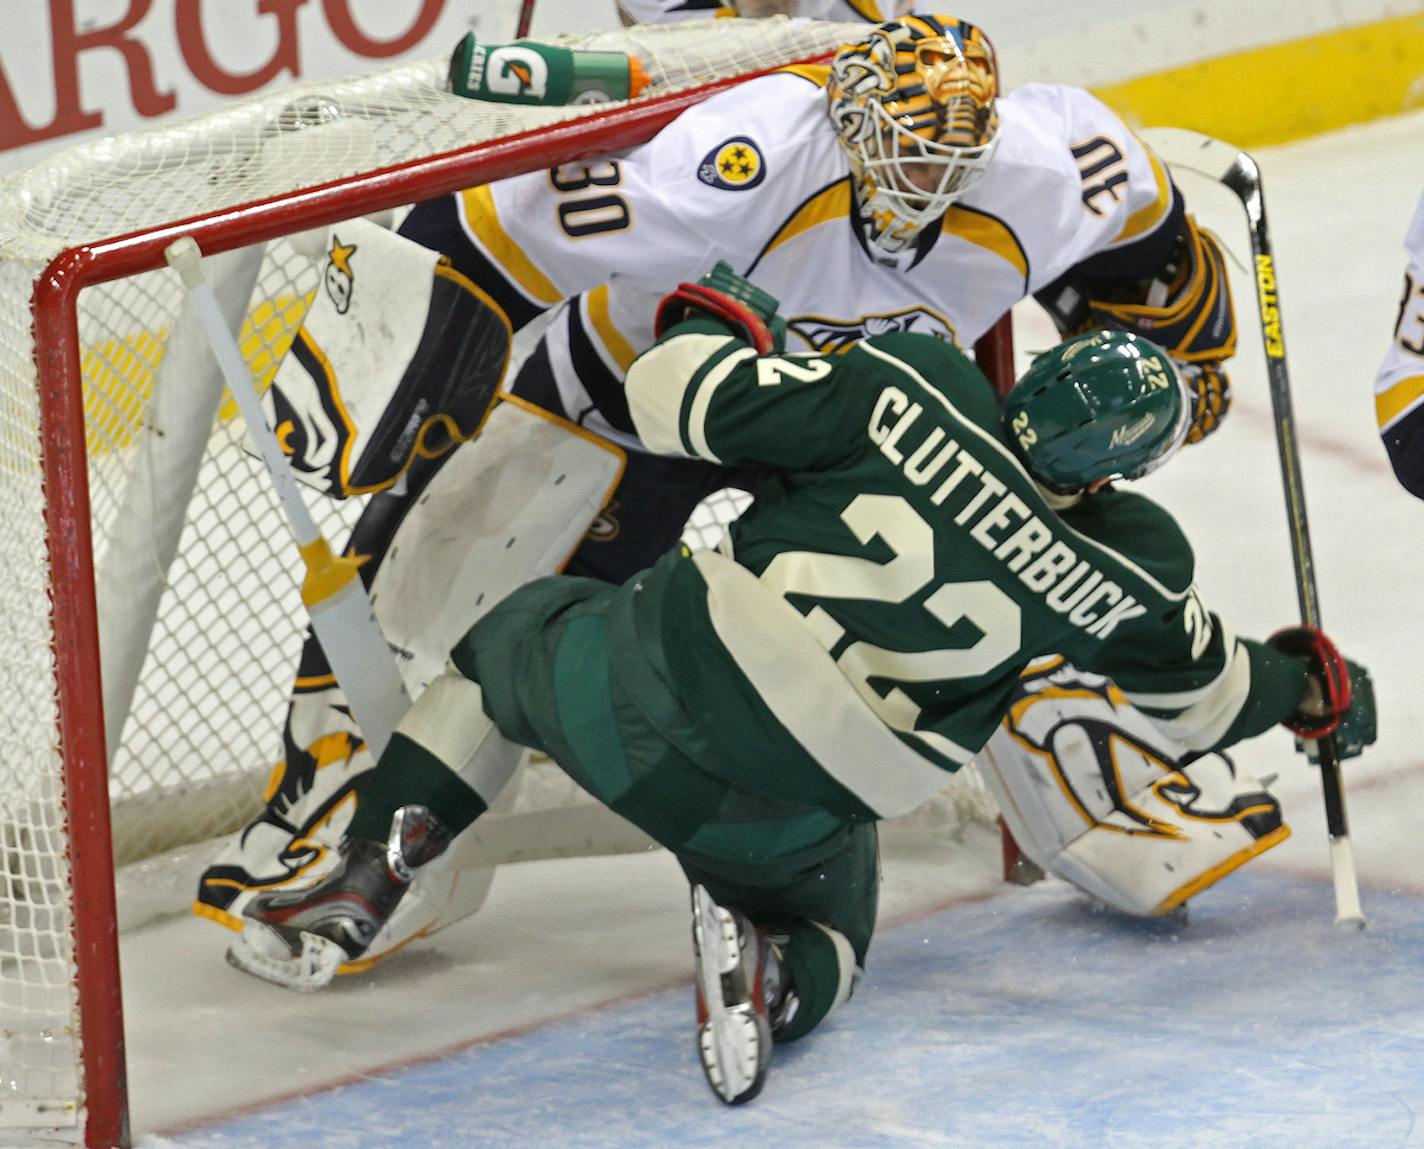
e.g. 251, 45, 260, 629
1036, 214, 1236, 445
1268, 625, 1377, 762
655, 261, 787, 354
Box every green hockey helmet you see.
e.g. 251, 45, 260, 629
1002, 331, 1191, 492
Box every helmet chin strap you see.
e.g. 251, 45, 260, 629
1034, 481, 1087, 510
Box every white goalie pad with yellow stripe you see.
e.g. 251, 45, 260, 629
199, 398, 628, 966
257, 217, 511, 496
977, 659, 1289, 917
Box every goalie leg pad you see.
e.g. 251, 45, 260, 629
199, 399, 624, 955
978, 660, 1289, 917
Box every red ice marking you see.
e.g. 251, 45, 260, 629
154, 968, 694, 1137
1228, 399, 1394, 475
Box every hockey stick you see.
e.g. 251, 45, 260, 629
164, 237, 410, 759
1142, 128, 1366, 930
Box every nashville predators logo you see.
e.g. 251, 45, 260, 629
698, 137, 765, 191
323, 233, 357, 314
789, 307, 956, 353
268, 328, 355, 487
1003, 663, 1277, 837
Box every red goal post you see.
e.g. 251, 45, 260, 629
1, 20, 1011, 1147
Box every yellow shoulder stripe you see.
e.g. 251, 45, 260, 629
1377, 373, 1424, 431
841, 0, 887, 21
942, 204, 1029, 284
585, 284, 638, 372
760, 179, 852, 260
459, 185, 563, 305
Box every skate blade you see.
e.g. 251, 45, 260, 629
698, 1006, 767, 1105
692, 886, 766, 1104
226, 920, 345, 993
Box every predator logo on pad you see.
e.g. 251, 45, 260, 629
323, 233, 357, 313
1005, 664, 1282, 840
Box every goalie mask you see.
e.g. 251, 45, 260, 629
1003, 331, 1193, 493
827, 16, 1000, 256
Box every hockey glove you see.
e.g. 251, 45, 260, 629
1036, 216, 1236, 445
1268, 626, 1378, 762
1183, 361, 1232, 444
655, 261, 787, 354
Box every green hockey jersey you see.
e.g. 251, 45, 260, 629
621, 320, 1305, 821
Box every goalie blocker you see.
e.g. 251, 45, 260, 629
260, 217, 511, 497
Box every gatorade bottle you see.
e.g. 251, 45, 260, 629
448, 34, 650, 106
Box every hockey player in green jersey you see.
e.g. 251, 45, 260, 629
232, 266, 1375, 1103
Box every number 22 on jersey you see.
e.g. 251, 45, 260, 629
758, 493, 1022, 741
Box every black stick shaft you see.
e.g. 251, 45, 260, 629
1221, 154, 1352, 843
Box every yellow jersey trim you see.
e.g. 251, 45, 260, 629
459, 185, 563, 305
841, 0, 886, 21
1377, 373, 1424, 431
759, 179, 852, 262
1112, 137, 1174, 247
942, 204, 1029, 285
585, 284, 639, 372
775, 63, 832, 88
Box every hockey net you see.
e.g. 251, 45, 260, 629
0, 19, 1001, 1146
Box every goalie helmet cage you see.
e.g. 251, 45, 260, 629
0, 20, 1010, 1148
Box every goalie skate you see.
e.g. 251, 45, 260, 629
691, 885, 774, 1105
227, 806, 452, 992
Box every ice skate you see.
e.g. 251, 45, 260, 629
691, 884, 781, 1104
227, 805, 452, 992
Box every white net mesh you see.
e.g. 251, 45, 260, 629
0, 18, 997, 1133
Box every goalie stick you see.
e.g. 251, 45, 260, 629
1142, 128, 1366, 930
165, 236, 410, 759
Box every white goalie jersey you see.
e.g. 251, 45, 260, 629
444, 70, 1178, 447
